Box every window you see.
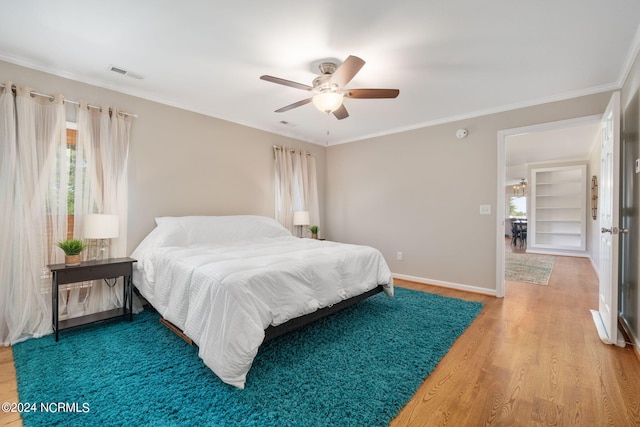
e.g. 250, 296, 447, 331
65, 125, 77, 239
509, 196, 527, 218
45, 124, 77, 254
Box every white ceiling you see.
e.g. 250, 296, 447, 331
0, 1, 639, 147
505, 120, 601, 185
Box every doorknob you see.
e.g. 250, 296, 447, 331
601, 227, 623, 234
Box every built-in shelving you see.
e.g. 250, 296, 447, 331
530, 165, 587, 253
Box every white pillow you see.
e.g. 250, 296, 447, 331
129, 222, 189, 268
131, 215, 292, 278
154, 215, 291, 245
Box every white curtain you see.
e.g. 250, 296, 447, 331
0, 83, 68, 345
0, 82, 135, 344
65, 102, 133, 316
274, 146, 320, 236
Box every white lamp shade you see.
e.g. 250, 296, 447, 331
84, 214, 119, 239
312, 92, 344, 113
293, 211, 310, 226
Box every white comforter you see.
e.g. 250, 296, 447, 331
131, 216, 393, 388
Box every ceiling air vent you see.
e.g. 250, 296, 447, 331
108, 65, 144, 80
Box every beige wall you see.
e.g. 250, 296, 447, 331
125, 104, 325, 250
1, 56, 632, 300
325, 93, 612, 293
0, 60, 325, 252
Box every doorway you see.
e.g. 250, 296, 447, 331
496, 115, 602, 297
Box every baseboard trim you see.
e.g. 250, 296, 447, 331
527, 249, 589, 257
392, 273, 497, 297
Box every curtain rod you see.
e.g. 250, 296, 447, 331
0, 82, 137, 118
273, 145, 315, 156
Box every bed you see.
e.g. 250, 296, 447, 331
130, 215, 393, 388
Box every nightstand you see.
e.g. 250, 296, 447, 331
48, 257, 136, 341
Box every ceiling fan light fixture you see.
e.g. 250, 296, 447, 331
312, 92, 344, 113
261, 55, 398, 119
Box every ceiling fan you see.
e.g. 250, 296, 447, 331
260, 55, 399, 120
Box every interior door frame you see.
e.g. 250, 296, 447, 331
496, 114, 602, 298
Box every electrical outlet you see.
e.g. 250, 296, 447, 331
636, 158, 640, 173
397, 251, 403, 261
480, 205, 491, 215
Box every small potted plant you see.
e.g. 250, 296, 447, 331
309, 225, 319, 239
57, 239, 88, 266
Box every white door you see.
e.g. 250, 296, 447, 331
592, 91, 624, 346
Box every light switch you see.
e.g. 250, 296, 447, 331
480, 205, 491, 215
635, 159, 640, 173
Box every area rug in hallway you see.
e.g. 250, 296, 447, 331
12, 287, 482, 427
505, 252, 555, 285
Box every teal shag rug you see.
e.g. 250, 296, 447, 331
12, 287, 483, 427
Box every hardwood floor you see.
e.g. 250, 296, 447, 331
1, 245, 639, 426
391, 245, 640, 426
0, 345, 19, 426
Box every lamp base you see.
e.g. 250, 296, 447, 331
87, 239, 111, 261
97, 239, 110, 260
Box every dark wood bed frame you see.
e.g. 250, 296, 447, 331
157, 284, 385, 345
263, 284, 384, 342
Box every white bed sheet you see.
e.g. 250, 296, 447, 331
131, 216, 393, 388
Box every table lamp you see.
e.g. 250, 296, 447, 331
84, 214, 119, 260
293, 211, 310, 238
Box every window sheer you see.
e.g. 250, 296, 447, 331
273, 146, 320, 237
0, 83, 67, 344
0, 83, 135, 345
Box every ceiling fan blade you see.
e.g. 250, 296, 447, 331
330, 55, 365, 88
275, 98, 312, 113
332, 104, 349, 120
260, 75, 313, 91
344, 88, 399, 99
